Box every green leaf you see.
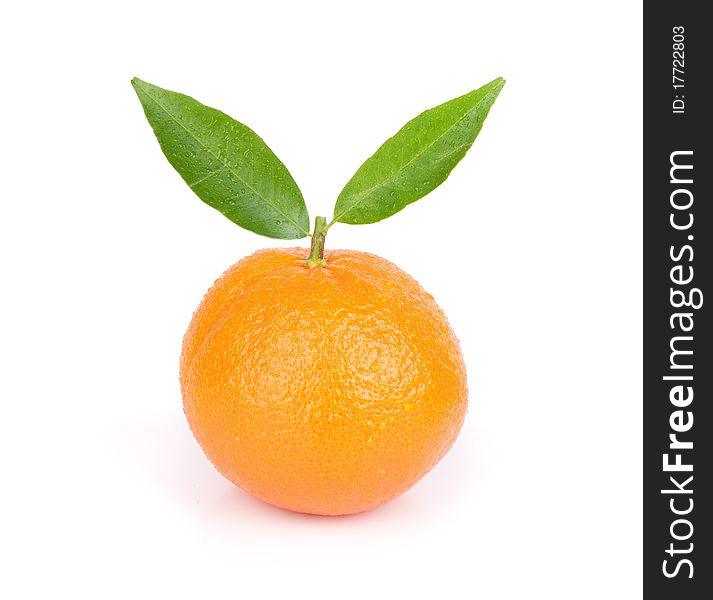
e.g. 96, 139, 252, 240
333, 77, 505, 225
131, 78, 310, 239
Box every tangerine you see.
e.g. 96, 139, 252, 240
180, 247, 467, 515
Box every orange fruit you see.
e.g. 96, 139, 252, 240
180, 247, 468, 515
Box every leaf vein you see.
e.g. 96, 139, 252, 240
187, 165, 228, 188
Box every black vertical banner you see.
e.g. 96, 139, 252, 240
644, 2, 711, 598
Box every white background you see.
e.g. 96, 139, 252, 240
0, 1, 642, 598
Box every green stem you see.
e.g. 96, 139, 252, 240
305, 216, 328, 267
